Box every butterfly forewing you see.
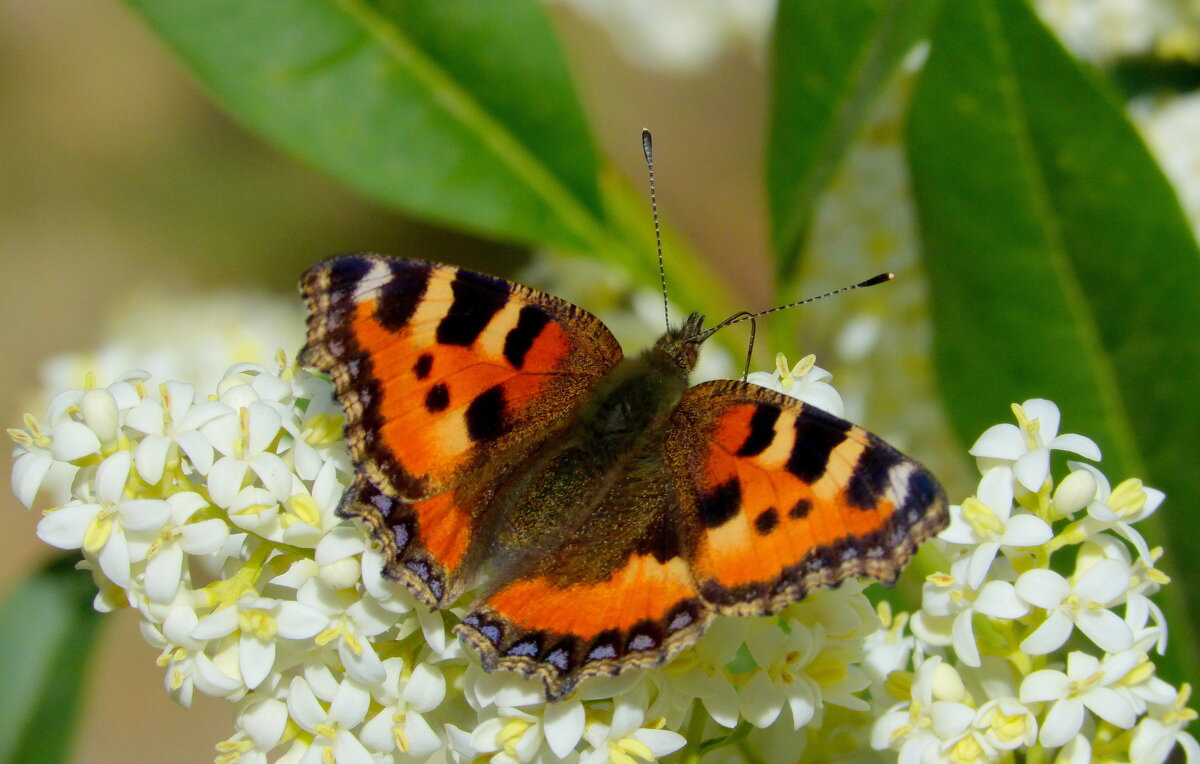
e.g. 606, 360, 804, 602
301, 254, 623, 605
665, 379, 949, 615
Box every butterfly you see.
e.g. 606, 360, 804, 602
299, 253, 948, 701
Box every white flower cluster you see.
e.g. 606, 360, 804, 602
871, 398, 1198, 764
10, 352, 888, 763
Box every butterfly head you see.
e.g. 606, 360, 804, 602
653, 312, 707, 372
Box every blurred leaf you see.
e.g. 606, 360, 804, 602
125, 0, 606, 252
768, 0, 941, 283
0, 555, 104, 764
908, 0, 1200, 684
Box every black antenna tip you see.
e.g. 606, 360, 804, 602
858, 272, 894, 288
642, 129, 653, 164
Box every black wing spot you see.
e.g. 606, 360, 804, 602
786, 412, 850, 481
846, 444, 903, 509
465, 384, 507, 443
503, 306, 551, 369
698, 478, 741, 528
376, 261, 430, 331
901, 469, 943, 523
413, 353, 433, 380
436, 271, 509, 346
323, 256, 374, 301
737, 404, 780, 457
424, 383, 450, 413
789, 498, 812, 519
754, 507, 780, 535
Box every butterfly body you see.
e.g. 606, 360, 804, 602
300, 253, 948, 700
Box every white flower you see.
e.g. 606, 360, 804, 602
358, 657, 445, 758
872, 656, 989, 762
580, 698, 685, 764
969, 399, 1101, 492
143, 604, 243, 707
142, 491, 228, 604
972, 697, 1038, 751
191, 595, 326, 690
1071, 462, 1165, 562
1019, 651, 1140, 747
1130, 684, 1200, 764
938, 467, 1053, 587
1015, 558, 1133, 655
36, 451, 172, 588
200, 396, 294, 512
739, 618, 869, 730
746, 353, 845, 416
915, 557, 1029, 667
471, 701, 588, 763
642, 617, 744, 730
285, 675, 374, 764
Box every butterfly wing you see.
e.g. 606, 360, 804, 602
454, 457, 712, 701
665, 379, 948, 615
300, 254, 623, 605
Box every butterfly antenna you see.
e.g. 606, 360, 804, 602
696, 272, 895, 343
643, 128, 670, 333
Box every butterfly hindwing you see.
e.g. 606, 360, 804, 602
454, 458, 712, 701
665, 380, 949, 615
301, 254, 624, 605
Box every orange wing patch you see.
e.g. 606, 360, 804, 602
667, 380, 947, 615
456, 553, 711, 701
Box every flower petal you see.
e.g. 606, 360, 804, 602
970, 424, 1025, 459
134, 435, 170, 485
1014, 450, 1050, 492
1040, 699, 1085, 748
1075, 609, 1134, 654
632, 728, 687, 757
329, 680, 371, 728
739, 671, 784, 728
1022, 399, 1061, 439
975, 581, 1030, 619
275, 601, 327, 639
239, 635, 276, 690
36, 503, 99, 549
1074, 559, 1130, 605
544, 698, 585, 758
1020, 670, 1071, 703
12, 452, 53, 509
144, 542, 183, 603
94, 451, 132, 505
1016, 569, 1069, 609
1081, 687, 1136, 729
50, 421, 101, 462
1000, 514, 1053, 547
118, 499, 172, 532
1049, 433, 1101, 461
952, 611, 980, 667
286, 677, 327, 731
1020, 610, 1073, 655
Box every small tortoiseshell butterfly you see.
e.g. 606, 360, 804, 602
300, 253, 948, 700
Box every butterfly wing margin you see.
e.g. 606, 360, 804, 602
665, 379, 948, 615
300, 254, 624, 606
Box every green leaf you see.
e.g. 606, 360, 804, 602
0, 555, 105, 764
768, 0, 941, 282
125, 0, 606, 252
908, 0, 1200, 684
